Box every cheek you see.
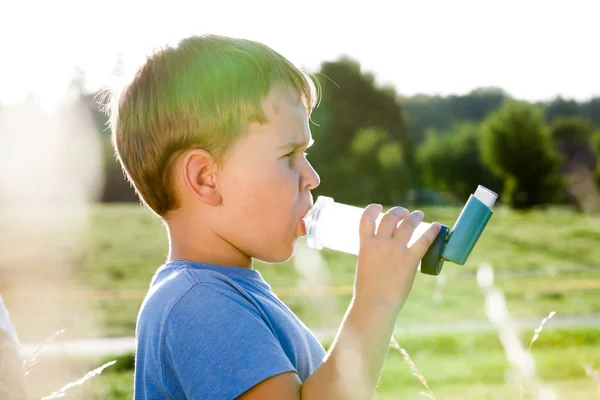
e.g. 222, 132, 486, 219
252, 165, 300, 233
221, 160, 300, 232
255, 164, 297, 207
270, 163, 302, 203
246, 159, 298, 193
225, 162, 294, 212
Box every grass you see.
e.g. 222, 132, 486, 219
69, 375, 598, 399
80, 204, 600, 290
25, 327, 600, 399
7, 203, 600, 342
6, 203, 600, 397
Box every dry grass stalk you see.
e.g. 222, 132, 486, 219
40, 360, 116, 400
23, 329, 66, 376
390, 336, 436, 399
477, 263, 557, 400
528, 311, 556, 352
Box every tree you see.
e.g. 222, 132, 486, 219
549, 116, 597, 178
480, 100, 563, 209
591, 132, 600, 184
549, 116, 595, 146
317, 127, 407, 205
544, 96, 581, 122
592, 132, 600, 156
418, 123, 502, 201
310, 56, 405, 154
308, 57, 411, 203
581, 98, 600, 126
400, 87, 508, 145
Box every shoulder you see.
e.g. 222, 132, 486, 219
155, 279, 297, 399
164, 278, 262, 333
139, 266, 256, 328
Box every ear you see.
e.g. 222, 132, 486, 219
181, 149, 222, 206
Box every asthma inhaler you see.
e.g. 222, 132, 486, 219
303, 185, 497, 275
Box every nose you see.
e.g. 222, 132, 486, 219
302, 159, 320, 191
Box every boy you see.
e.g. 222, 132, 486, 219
107, 34, 441, 399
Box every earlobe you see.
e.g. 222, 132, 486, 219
183, 149, 223, 206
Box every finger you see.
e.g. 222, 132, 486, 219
376, 206, 409, 238
393, 210, 425, 245
408, 222, 442, 259
359, 204, 383, 239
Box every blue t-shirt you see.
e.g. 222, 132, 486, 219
134, 261, 326, 399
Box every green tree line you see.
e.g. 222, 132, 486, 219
74, 57, 600, 211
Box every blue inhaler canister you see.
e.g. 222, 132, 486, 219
420, 186, 497, 275
303, 185, 497, 276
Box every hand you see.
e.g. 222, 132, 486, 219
353, 204, 441, 313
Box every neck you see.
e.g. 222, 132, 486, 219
164, 214, 253, 269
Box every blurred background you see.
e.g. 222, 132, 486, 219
1, 0, 599, 398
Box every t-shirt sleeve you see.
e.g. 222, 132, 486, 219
161, 282, 297, 399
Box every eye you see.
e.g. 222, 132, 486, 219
282, 151, 309, 168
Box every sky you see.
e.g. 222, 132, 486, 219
1, 0, 599, 111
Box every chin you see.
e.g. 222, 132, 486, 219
257, 239, 299, 264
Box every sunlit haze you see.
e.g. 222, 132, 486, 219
1, 0, 599, 112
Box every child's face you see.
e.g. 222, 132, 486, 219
213, 87, 320, 263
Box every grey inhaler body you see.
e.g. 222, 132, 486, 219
303, 185, 497, 276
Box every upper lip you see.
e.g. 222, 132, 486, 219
304, 199, 314, 215
301, 203, 313, 220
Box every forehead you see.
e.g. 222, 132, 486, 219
257, 87, 312, 142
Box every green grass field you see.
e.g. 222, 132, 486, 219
81, 204, 600, 291
15, 203, 600, 398
64, 203, 600, 340
28, 328, 600, 399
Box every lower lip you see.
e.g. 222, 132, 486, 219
298, 218, 307, 237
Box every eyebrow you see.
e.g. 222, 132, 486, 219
279, 136, 314, 151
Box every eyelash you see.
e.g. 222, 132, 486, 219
284, 151, 308, 157
284, 151, 308, 164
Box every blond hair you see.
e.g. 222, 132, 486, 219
104, 34, 318, 216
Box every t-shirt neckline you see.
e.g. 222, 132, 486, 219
165, 260, 271, 290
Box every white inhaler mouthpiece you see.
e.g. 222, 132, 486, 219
303, 196, 432, 255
